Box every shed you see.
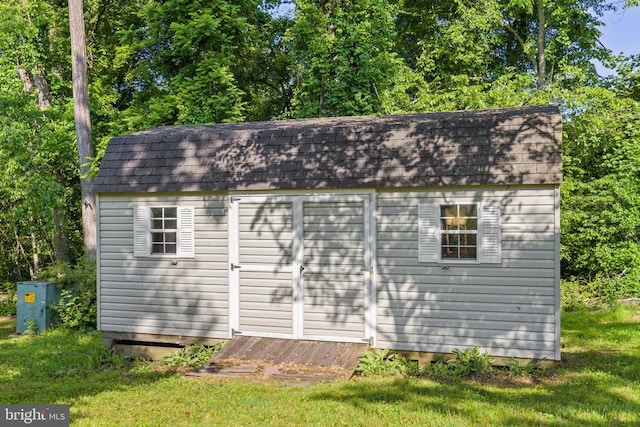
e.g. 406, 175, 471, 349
95, 105, 562, 361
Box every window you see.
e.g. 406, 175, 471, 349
151, 207, 177, 254
134, 206, 195, 258
418, 201, 501, 264
440, 204, 477, 260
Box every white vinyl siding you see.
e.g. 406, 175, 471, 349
98, 186, 559, 360
377, 187, 560, 360
98, 194, 229, 339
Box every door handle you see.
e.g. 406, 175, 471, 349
231, 263, 242, 271
299, 265, 305, 274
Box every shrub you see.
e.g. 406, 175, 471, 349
161, 342, 225, 368
562, 277, 640, 310
0, 281, 17, 316
429, 347, 493, 378
355, 348, 420, 377
39, 257, 97, 331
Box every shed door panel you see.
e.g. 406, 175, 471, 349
233, 196, 369, 342
238, 270, 292, 335
237, 201, 294, 337
302, 201, 367, 340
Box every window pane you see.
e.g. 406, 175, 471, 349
149, 206, 180, 256
442, 247, 458, 259
459, 205, 477, 217
441, 218, 456, 230
461, 247, 477, 259
439, 203, 478, 261
441, 205, 456, 218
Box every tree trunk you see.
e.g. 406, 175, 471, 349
30, 226, 39, 279
536, 0, 547, 89
68, 0, 97, 257
53, 210, 70, 262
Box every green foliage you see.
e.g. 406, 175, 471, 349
0, 0, 82, 280
23, 319, 40, 336
40, 258, 97, 331
401, 0, 612, 88
89, 345, 134, 370
561, 90, 640, 301
0, 282, 17, 316
355, 348, 419, 377
562, 276, 640, 310
430, 347, 494, 378
507, 358, 547, 379
161, 341, 225, 368
116, 0, 280, 128
287, 0, 419, 117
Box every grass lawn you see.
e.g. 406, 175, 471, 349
1, 305, 639, 426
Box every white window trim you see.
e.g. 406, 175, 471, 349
133, 205, 195, 258
418, 201, 501, 264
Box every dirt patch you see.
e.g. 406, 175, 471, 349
0, 316, 16, 322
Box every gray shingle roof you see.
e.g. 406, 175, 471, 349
95, 105, 562, 193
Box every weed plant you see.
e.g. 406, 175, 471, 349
507, 358, 547, 379
431, 347, 494, 378
355, 348, 419, 377
161, 342, 225, 368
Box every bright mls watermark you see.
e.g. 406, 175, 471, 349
1, 405, 69, 426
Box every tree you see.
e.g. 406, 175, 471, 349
0, 0, 79, 278
115, 0, 279, 127
68, 0, 96, 257
560, 88, 640, 298
286, 0, 419, 117
395, 0, 617, 109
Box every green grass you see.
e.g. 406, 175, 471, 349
1, 304, 640, 426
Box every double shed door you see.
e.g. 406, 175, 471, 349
230, 194, 373, 343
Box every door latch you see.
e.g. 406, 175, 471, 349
231, 263, 242, 271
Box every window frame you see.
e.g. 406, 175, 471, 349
439, 204, 479, 261
418, 201, 501, 265
134, 205, 195, 258
150, 207, 179, 255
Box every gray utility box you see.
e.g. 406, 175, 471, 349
16, 281, 61, 334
